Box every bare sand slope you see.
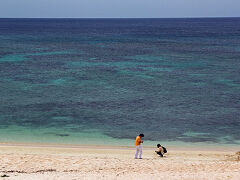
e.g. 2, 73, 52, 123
0, 143, 239, 180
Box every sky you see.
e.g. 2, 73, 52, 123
0, 0, 240, 18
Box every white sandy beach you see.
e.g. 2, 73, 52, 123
0, 142, 239, 180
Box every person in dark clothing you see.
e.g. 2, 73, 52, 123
155, 144, 165, 157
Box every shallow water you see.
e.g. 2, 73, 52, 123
0, 18, 240, 146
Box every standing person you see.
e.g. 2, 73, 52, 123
135, 133, 144, 159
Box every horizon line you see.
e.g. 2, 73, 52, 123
0, 16, 240, 19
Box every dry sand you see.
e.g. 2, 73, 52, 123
0, 142, 239, 180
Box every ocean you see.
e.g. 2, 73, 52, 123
0, 18, 240, 147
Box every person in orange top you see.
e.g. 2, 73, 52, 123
135, 133, 144, 159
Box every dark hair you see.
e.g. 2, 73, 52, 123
139, 133, 144, 137
157, 144, 161, 147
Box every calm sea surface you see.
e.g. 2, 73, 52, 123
0, 18, 240, 146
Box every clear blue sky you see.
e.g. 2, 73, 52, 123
0, 0, 239, 18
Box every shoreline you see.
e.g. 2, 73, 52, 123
1, 125, 239, 151
0, 141, 239, 152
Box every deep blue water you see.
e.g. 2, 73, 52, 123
0, 18, 240, 145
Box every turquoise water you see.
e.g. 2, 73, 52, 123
0, 18, 240, 148
0, 125, 238, 149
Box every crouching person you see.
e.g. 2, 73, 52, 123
155, 144, 167, 157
